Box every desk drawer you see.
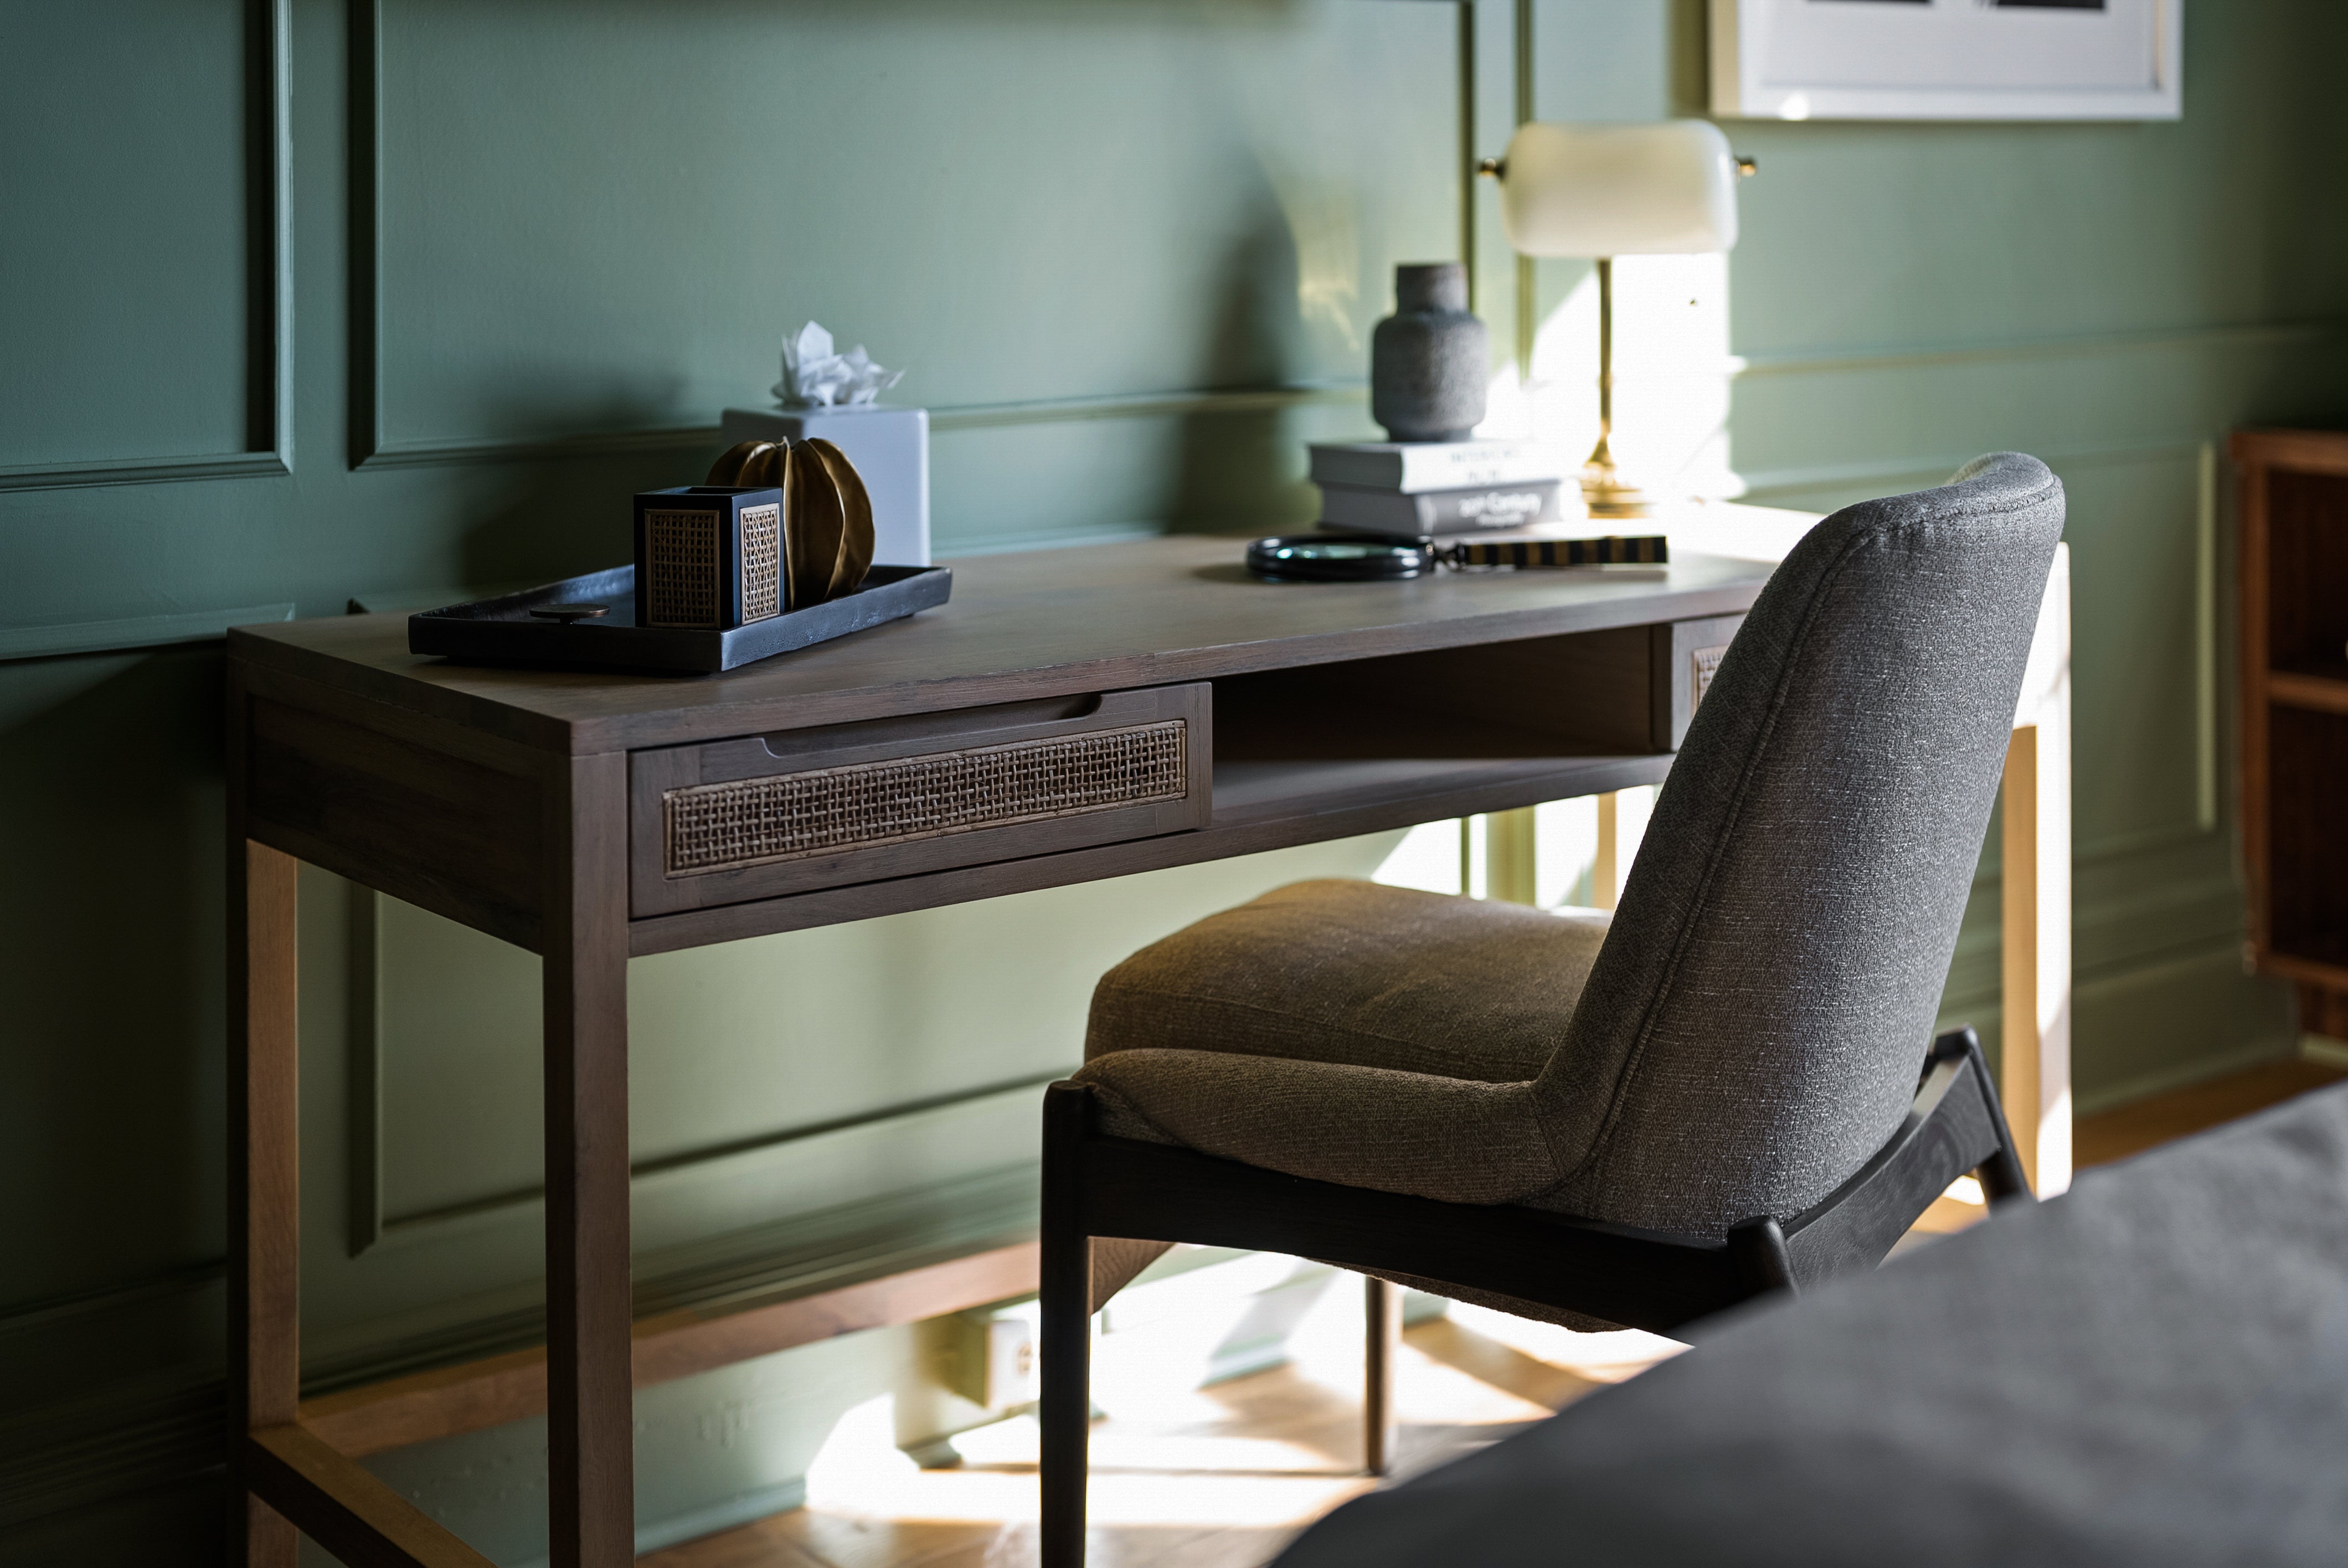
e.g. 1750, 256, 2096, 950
629, 684, 1212, 915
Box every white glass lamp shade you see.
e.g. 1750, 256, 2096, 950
1499, 121, 1740, 258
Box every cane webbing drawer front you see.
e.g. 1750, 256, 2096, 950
630, 684, 1212, 915
644, 508, 723, 627
666, 720, 1189, 875
1654, 614, 1745, 750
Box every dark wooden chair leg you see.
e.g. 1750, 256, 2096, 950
1040, 1085, 1095, 1568
1938, 1026, 2036, 1208
1726, 1216, 1796, 1298
1362, 1276, 1400, 1476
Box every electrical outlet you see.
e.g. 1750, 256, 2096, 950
941, 1307, 1038, 1409
984, 1313, 1038, 1407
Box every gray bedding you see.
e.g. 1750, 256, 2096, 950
1274, 1081, 2348, 1567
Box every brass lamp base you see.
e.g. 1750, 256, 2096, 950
1580, 258, 1654, 520
1580, 436, 1651, 519
1581, 463, 1652, 520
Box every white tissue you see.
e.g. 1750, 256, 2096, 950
774, 321, 904, 408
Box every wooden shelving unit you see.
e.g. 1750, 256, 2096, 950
2234, 430, 2348, 1039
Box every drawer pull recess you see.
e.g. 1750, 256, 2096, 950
664, 720, 1191, 876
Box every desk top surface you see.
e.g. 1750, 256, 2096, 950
230, 515, 1794, 756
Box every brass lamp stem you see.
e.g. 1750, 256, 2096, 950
1582, 256, 1648, 518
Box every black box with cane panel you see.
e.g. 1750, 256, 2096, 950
632, 486, 787, 630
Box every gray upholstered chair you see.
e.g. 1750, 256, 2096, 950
1038, 453, 2066, 1568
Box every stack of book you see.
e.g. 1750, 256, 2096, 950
1309, 439, 1570, 538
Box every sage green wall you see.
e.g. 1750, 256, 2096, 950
4, 0, 2344, 1561
1687, 0, 2348, 1103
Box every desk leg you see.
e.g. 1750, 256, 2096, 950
544, 755, 635, 1567
230, 839, 301, 1567
1592, 793, 1620, 911
2001, 724, 2072, 1198
1486, 807, 1539, 906
1487, 795, 1623, 910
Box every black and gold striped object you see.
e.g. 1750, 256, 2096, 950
1444, 535, 1669, 570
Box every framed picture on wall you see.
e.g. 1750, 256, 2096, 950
1711, 0, 2182, 121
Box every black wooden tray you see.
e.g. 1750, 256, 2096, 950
407, 564, 952, 674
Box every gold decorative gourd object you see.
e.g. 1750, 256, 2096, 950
703, 437, 878, 610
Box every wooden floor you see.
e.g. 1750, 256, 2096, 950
2072, 1057, 2345, 1168
646, 1056, 2347, 1568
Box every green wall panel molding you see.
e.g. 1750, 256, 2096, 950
1731, 436, 2202, 507
1729, 344, 2348, 501
357, 0, 1469, 460
1728, 318, 2340, 381
929, 381, 1367, 431
0, 0, 293, 487
0, 602, 295, 663
348, 383, 1374, 473
0, 452, 294, 496
354, 425, 723, 472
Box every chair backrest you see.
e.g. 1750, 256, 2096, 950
1532, 454, 2063, 1234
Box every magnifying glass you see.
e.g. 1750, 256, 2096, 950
1244, 533, 1439, 582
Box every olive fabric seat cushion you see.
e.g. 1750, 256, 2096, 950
1074, 879, 1615, 1319
1084, 879, 1610, 1084
1074, 880, 1610, 1205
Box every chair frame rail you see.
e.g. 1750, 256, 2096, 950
1037, 1025, 2030, 1567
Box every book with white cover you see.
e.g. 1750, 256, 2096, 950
1318, 480, 1564, 536
1307, 439, 1566, 493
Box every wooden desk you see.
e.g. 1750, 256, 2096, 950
223, 519, 2069, 1567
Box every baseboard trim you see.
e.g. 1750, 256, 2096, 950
303, 1163, 1041, 1397
0, 1169, 1040, 1536
2073, 1039, 2303, 1120
0, 1375, 223, 1533
2299, 1033, 2348, 1070
501, 1478, 809, 1568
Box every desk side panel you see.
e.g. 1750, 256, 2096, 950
239, 678, 549, 950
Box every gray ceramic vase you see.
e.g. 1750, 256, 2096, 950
1370, 262, 1487, 443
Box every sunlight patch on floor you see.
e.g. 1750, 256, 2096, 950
656, 1271, 1686, 1567
775, 1296, 1671, 1549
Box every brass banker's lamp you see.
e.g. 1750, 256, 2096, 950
1481, 122, 1749, 518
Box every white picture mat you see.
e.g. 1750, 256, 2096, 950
1712, 0, 2182, 121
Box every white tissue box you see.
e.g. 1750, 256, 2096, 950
719, 405, 930, 567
